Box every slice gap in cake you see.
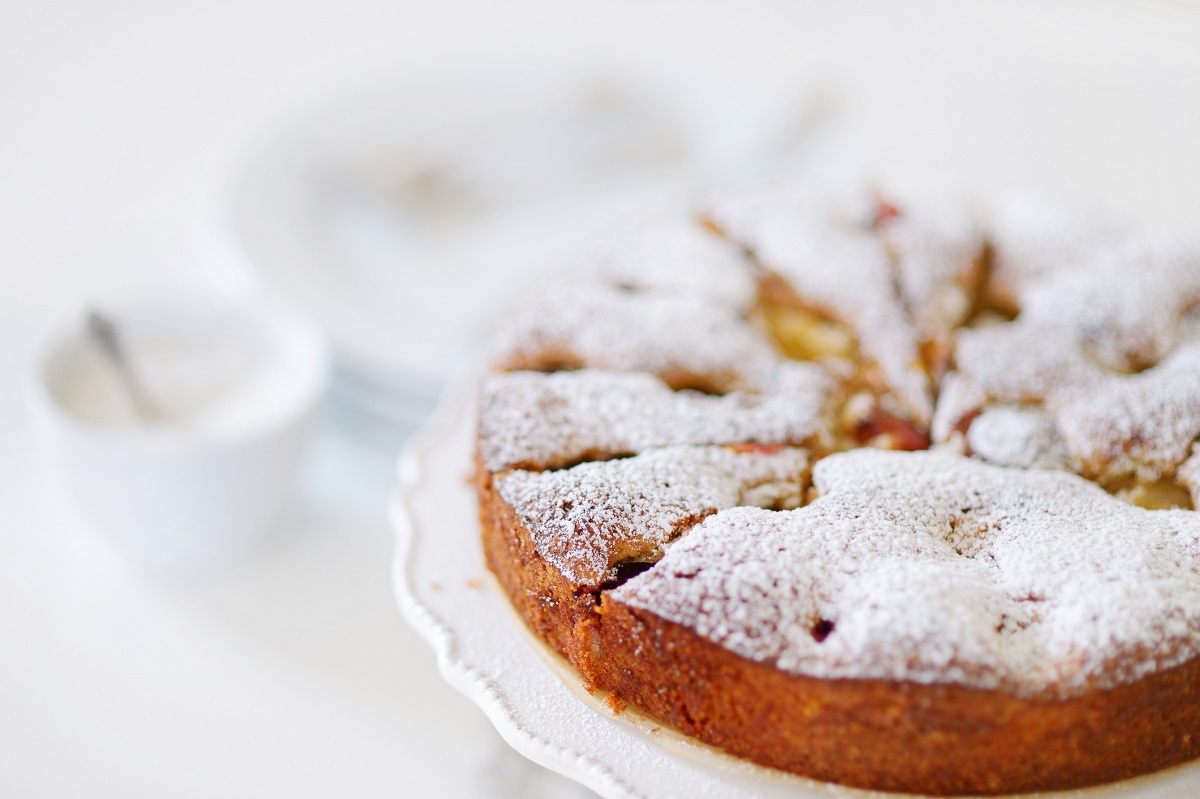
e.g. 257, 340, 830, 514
492, 444, 811, 592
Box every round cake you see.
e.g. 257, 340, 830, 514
474, 174, 1200, 795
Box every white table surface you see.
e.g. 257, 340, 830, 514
4, 2, 1200, 797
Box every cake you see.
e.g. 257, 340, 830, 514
475, 174, 1200, 795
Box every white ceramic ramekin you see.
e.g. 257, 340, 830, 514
25, 292, 329, 568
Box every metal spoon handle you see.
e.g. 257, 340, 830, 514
86, 310, 161, 422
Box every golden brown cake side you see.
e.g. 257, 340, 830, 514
591, 599, 1200, 796
479, 458, 1200, 794
477, 456, 601, 667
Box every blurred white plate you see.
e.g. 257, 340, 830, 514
390, 379, 1200, 799
220, 66, 791, 390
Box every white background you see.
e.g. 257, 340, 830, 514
4, 1, 1200, 797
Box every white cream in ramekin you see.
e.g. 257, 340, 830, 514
26, 292, 329, 568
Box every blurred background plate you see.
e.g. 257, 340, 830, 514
219, 66, 822, 446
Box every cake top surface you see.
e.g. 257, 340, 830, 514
493, 278, 777, 395
615, 449, 1200, 697
479, 172, 1200, 694
934, 232, 1200, 486
701, 176, 985, 426
478, 364, 835, 473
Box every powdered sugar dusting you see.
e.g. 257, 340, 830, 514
966, 405, 1066, 470
497, 445, 809, 589
585, 216, 758, 311
703, 176, 983, 426
479, 365, 835, 473
493, 280, 779, 394
875, 178, 985, 346
985, 191, 1130, 309
939, 233, 1200, 486
1179, 445, 1200, 508
1058, 342, 1200, 483
615, 449, 1200, 696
